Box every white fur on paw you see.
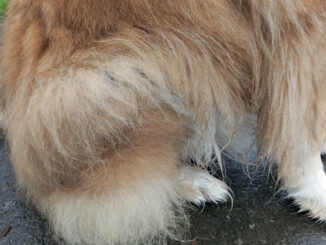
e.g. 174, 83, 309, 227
288, 169, 326, 220
178, 166, 231, 205
321, 143, 326, 155
285, 152, 326, 221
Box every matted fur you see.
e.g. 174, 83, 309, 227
1, 0, 326, 244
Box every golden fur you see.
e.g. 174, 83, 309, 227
1, 0, 326, 244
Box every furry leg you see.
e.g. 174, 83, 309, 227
281, 151, 326, 220
41, 145, 188, 245
251, 0, 326, 220
3, 58, 192, 244
24, 109, 189, 245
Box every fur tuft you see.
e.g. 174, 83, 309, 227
43, 176, 188, 245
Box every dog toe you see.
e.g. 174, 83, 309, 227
179, 166, 231, 205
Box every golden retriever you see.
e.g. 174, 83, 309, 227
1, 0, 326, 244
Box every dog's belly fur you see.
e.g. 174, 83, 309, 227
1, 1, 326, 244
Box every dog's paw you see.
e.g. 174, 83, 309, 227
287, 170, 326, 221
178, 166, 231, 205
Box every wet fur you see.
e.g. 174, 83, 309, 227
1, 0, 326, 244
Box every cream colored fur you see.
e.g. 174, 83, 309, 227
1, 1, 326, 245
42, 173, 187, 245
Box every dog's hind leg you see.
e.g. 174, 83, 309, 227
178, 166, 231, 206
2, 57, 198, 244
41, 109, 191, 245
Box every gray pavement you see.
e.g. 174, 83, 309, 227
1, 131, 326, 245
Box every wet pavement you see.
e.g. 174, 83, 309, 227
1, 131, 326, 245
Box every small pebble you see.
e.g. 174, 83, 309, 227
236, 238, 243, 245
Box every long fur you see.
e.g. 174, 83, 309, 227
1, 0, 326, 244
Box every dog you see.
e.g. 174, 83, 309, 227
1, 0, 326, 244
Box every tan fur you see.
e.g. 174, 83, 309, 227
1, 0, 326, 244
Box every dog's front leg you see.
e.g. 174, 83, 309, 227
251, 0, 326, 220
280, 149, 326, 219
